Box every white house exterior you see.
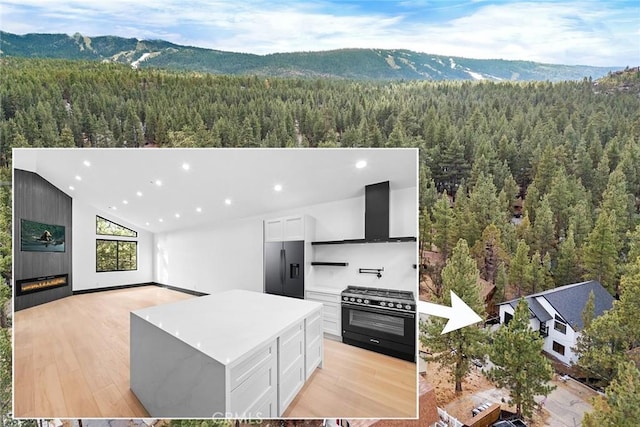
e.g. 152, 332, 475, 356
498, 280, 614, 365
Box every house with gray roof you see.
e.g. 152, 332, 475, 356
498, 280, 614, 365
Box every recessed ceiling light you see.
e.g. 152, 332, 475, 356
182, 163, 190, 171
159, 218, 164, 222
145, 222, 150, 226
83, 160, 91, 167
196, 207, 202, 213
110, 206, 117, 210
356, 160, 367, 169
274, 184, 283, 192
75, 175, 82, 181
154, 179, 162, 186
136, 191, 143, 197
123, 200, 128, 205
68, 185, 75, 191
175, 213, 181, 218
224, 198, 232, 205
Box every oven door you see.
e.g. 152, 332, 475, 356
342, 303, 415, 346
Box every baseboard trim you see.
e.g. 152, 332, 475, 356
73, 282, 208, 297
73, 283, 150, 295
152, 282, 209, 297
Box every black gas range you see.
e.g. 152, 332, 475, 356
341, 285, 416, 362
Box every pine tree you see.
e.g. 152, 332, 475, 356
419, 208, 433, 267
472, 224, 508, 284
0, 327, 11, 427
542, 252, 554, 290
568, 199, 592, 248
617, 258, 640, 345
57, 125, 75, 147
582, 361, 640, 427
572, 269, 636, 393
432, 192, 455, 259
494, 262, 508, 303
530, 251, 544, 294
420, 239, 487, 393
531, 196, 556, 258
582, 211, 619, 295
466, 174, 502, 248
582, 290, 596, 330
487, 298, 555, 420
601, 168, 633, 247
574, 310, 627, 385
509, 240, 533, 296
554, 227, 581, 286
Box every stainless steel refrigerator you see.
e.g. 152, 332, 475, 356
264, 240, 304, 299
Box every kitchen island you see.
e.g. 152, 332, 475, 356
130, 289, 323, 418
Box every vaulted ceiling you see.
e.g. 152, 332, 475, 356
14, 148, 417, 233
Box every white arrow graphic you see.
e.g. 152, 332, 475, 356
418, 290, 483, 334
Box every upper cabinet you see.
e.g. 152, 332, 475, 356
264, 215, 313, 242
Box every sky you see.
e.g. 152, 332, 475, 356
1, 0, 638, 66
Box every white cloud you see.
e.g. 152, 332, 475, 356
405, 1, 637, 65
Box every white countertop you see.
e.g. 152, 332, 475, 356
131, 290, 322, 366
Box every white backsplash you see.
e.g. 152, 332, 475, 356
310, 242, 417, 293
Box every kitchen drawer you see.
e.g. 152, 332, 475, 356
306, 334, 322, 378
305, 312, 322, 379
306, 291, 340, 304
250, 387, 277, 418
279, 321, 304, 374
306, 312, 322, 344
323, 317, 340, 336
229, 339, 275, 391
279, 352, 304, 413
278, 321, 305, 414
322, 302, 340, 319
229, 355, 277, 416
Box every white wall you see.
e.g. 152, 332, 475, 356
154, 216, 264, 294
72, 199, 154, 291
536, 297, 579, 365
500, 298, 579, 365
153, 186, 417, 295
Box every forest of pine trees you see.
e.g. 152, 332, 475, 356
1, 57, 639, 425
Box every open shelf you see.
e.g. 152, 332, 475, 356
311, 262, 349, 267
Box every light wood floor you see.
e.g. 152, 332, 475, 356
284, 339, 416, 417
14, 286, 416, 418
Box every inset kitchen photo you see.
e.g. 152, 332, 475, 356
12, 147, 418, 419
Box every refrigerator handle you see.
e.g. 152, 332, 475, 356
280, 248, 285, 284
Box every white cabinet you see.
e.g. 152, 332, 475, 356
305, 311, 323, 379
278, 320, 305, 413
264, 215, 311, 242
229, 340, 277, 417
306, 288, 342, 338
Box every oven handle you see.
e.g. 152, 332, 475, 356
342, 303, 415, 319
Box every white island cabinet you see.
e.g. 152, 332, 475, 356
130, 290, 323, 418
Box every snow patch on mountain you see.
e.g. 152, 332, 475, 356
132, 52, 153, 69
466, 70, 484, 80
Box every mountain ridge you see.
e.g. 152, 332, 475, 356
0, 31, 622, 81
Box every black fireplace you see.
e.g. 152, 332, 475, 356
15, 274, 68, 296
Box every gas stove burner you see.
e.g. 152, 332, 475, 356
341, 285, 416, 312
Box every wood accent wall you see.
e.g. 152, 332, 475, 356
14, 169, 72, 310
